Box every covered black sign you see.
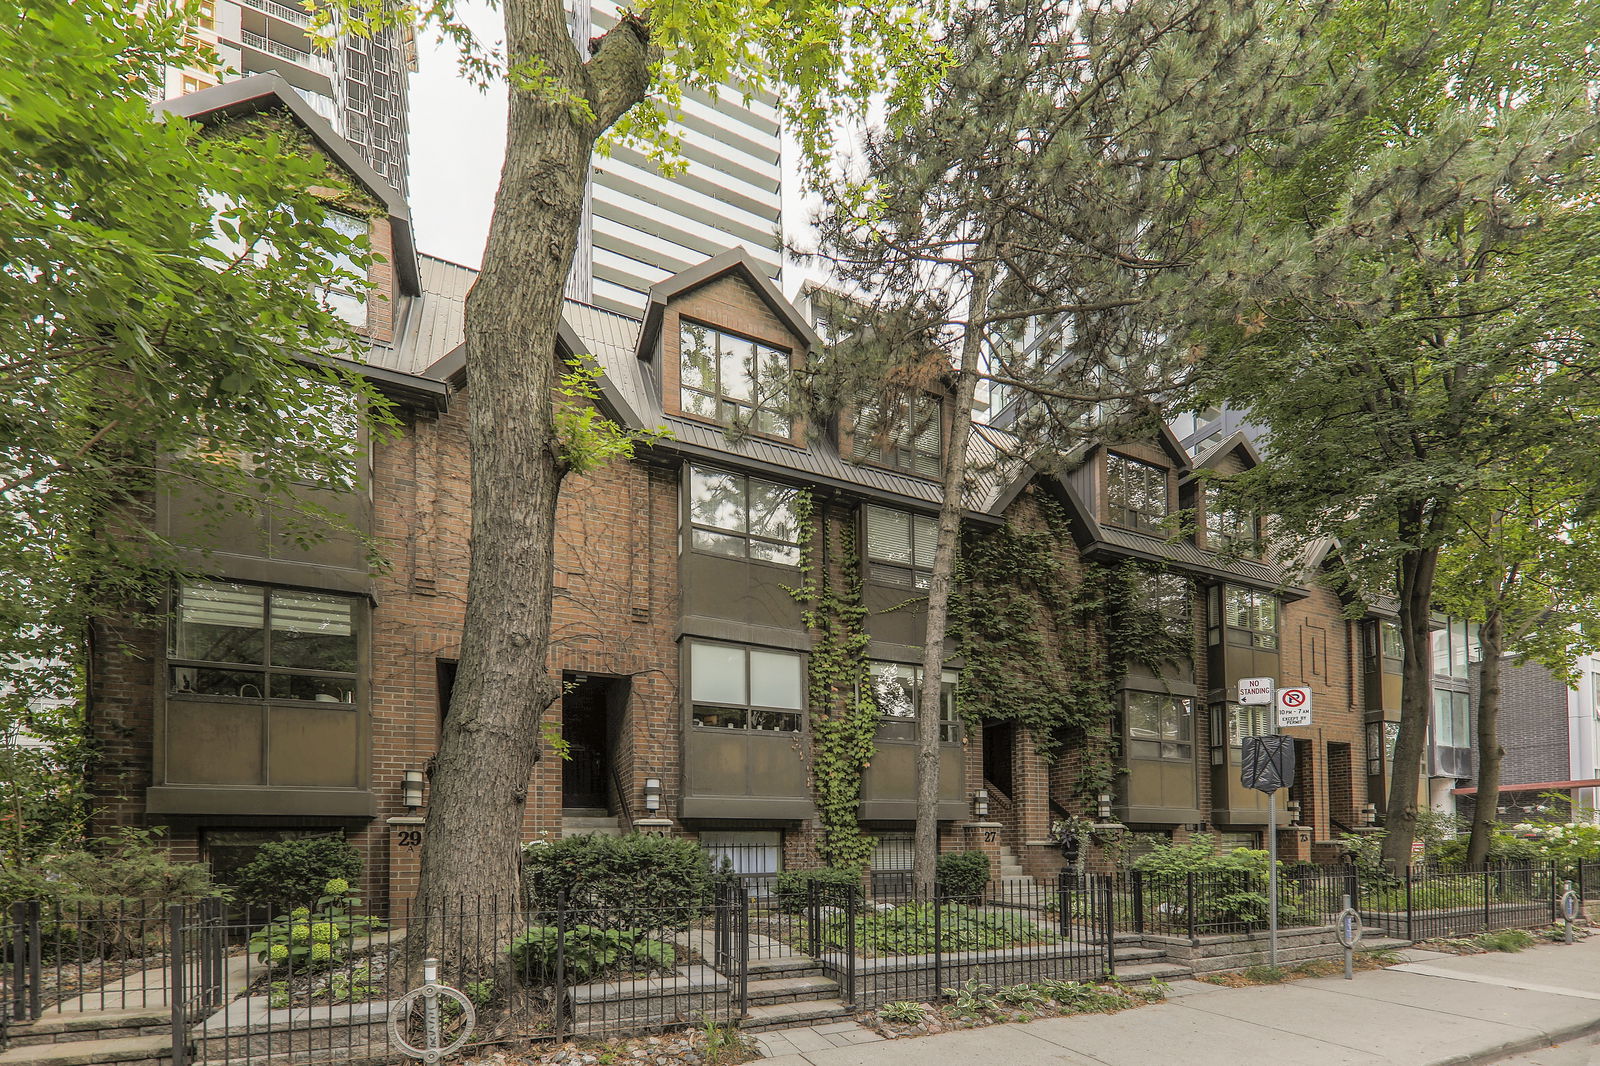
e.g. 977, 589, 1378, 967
1241, 735, 1296, 793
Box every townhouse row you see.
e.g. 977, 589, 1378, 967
87, 74, 1438, 907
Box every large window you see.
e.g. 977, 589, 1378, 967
1143, 571, 1191, 641
1203, 484, 1256, 553
1127, 692, 1193, 761
854, 394, 942, 478
1222, 587, 1278, 649
1106, 454, 1168, 532
1431, 618, 1476, 679
1380, 621, 1404, 660
168, 581, 358, 704
1432, 689, 1471, 748
869, 662, 959, 741
686, 466, 801, 565
318, 210, 368, 327
689, 641, 803, 732
864, 506, 937, 588
1211, 701, 1273, 766
679, 321, 792, 435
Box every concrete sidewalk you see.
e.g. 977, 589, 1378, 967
758, 936, 1600, 1066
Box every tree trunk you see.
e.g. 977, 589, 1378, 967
1381, 543, 1442, 869
415, 0, 652, 925
1465, 609, 1503, 867
913, 250, 997, 897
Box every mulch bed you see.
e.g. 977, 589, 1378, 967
458, 1029, 758, 1066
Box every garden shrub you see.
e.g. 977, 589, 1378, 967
249, 878, 384, 972
936, 851, 991, 903
230, 835, 363, 907
507, 924, 676, 984
772, 867, 863, 912
30, 827, 219, 907
822, 902, 1054, 954
1132, 835, 1306, 930
1428, 832, 1541, 871
523, 832, 711, 930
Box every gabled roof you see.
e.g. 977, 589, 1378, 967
1185, 429, 1262, 481
156, 73, 421, 298
634, 248, 822, 361
1097, 418, 1192, 471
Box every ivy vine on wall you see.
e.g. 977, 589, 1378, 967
953, 491, 1191, 810
785, 491, 878, 868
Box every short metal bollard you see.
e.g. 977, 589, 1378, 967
1335, 894, 1363, 981
1561, 882, 1580, 946
389, 958, 476, 1064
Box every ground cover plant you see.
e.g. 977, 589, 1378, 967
864, 977, 1166, 1037
820, 902, 1056, 954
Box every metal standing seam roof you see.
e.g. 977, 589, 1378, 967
369, 253, 478, 376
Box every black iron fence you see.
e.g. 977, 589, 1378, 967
1358, 863, 1561, 941
1, 859, 1585, 1064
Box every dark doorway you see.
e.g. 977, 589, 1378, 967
562, 675, 617, 811
1326, 742, 1357, 833
983, 722, 1015, 799
1291, 738, 1317, 834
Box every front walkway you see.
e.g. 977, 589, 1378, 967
758, 936, 1600, 1066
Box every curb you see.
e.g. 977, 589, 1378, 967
1429, 1012, 1600, 1066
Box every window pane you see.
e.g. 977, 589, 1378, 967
694, 705, 746, 729
1254, 596, 1277, 634
749, 709, 801, 732
1451, 620, 1469, 677
173, 582, 265, 664
913, 515, 938, 571
680, 323, 715, 391
872, 663, 916, 718
269, 674, 356, 703
749, 539, 798, 565
681, 388, 718, 419
1166, 698, 1193, 742
689, 467, 746, 532
911, 400, 940, 456
750, 649, 803, 709
1381, 622, 1403, 659
1432, 626, 1450, 675
1224, 588, 1250, 629
719, 336, 755, 401
912, 450, 941, 478
747, 479, 799, 544
1454, 691, 1471, 745
170, 665, 264, 698
866, 506, 913, 565
753, 408, 792, 436
691, 643, 746, 705
270, 591, 356, 672
754, 343, 790, 407
1432, 689, 1452, 745
693, 529, 746, 558
1128, 693, 1162, 740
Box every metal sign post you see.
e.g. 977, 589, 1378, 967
1562, 882, 1579, 945
390, 957, 475, 1064
1240, 677, 1296, 970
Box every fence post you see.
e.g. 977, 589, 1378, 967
1102, 876, 1117, 978
1185, 872, 1197, 946
738, 887, 751, 1016
1132, 871, 1145, 935
168, 905, 188, 1066
553, 891, 567, 1042
1405, 866, 1415, 943
8, 902, 25, 1022
1482, 866, 1492, 932
1057, 876, 1071, 940
806, 878, 819, 959
843, 888, 857, 1009
24, 902, 40, 1022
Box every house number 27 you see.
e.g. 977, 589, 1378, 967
982, 830, 997, 843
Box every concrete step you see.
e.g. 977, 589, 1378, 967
1113, 961, 1194, 984
747, 956, 825, 979
745, 975, 840, 1006
0, 1036, 170, 1066
560, 815, 621, 837
1112, 946, 1167, 963
4, 1010, 169, 1048
740, 999, 852, 1031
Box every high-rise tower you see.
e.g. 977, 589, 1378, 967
160, 0, 416, 197
565, 1, 783, 314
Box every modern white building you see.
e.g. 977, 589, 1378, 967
564, 1, 784, 314
160, 0, 416, 197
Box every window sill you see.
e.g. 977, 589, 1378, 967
146, 785, 376, 817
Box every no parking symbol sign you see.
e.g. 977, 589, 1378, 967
1277, 686, 1312, 727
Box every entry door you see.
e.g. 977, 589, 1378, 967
562, 678, 611, 810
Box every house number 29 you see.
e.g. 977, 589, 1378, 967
397, 829, 422, 848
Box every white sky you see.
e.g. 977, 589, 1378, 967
404, 3, 828, 292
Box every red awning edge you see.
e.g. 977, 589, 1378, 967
1452, 778, 1600, 796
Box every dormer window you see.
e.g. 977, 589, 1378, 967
1106, 454, 1167, 532
1204, 483, 1257, 553
679, 321, 792, 435
854, 394, 942, 478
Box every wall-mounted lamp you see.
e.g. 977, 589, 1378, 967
972, 789, 989, 818
1097, 793, 1113, 822
1362, 802, 1377, 827
1286, 800, 1301, 826
643, 777, 662, 813
402, 769, 425, 809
